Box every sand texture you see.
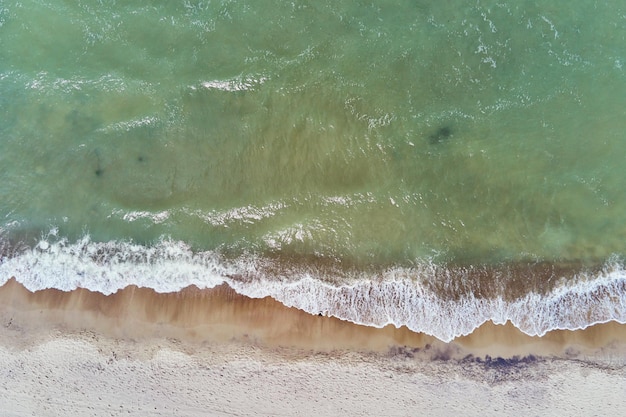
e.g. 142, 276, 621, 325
1, 279, 626, 416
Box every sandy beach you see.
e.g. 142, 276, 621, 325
2, 1, 626, 415
1, 278, 625, 416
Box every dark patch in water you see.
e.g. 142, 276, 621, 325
94, 149, 104, 178
137, 156, 145, 162
65, 109, 100, 136
428, 126, 453, 144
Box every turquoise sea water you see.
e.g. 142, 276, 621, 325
1, 1, 626, 341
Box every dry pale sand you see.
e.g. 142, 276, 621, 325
1, 278, 625, 416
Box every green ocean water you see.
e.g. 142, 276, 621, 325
1, 0, 625, 307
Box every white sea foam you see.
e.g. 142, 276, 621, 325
196, 74, 268, 92
184, 202, 288, 227
1, 236, 625, 342
111, 209, 171, 224
97, 116, 160, 133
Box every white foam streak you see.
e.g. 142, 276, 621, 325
184, 201, 287, 227
250, 269, 626, 342
0, 237, 231, 294
1, 237, 625, 342
196, 74, 268, 92
112, 209, 171, 224
97, 116, 159, 133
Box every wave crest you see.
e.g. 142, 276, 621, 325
1, 235, 625, 342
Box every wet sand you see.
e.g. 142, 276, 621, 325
1, 278, 625, 416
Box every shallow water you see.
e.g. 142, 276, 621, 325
1, 1, 626, 341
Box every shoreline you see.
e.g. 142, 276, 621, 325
2, 277, 626, 360
3, 233, 625, 342
2, 278, 626, 415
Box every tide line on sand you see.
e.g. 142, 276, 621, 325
1, 277, 626, 360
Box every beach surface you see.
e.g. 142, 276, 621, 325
2, 1, 626, 414
1, 279, 625, 416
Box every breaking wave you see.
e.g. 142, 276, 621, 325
1, 235, 625, 342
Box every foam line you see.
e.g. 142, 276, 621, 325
1, 235, 625, 342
